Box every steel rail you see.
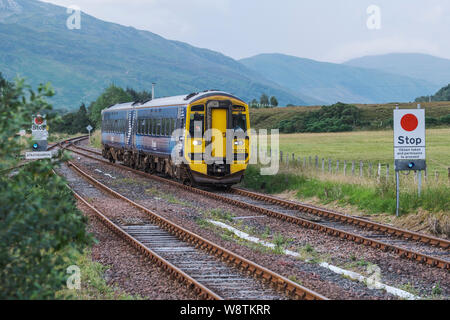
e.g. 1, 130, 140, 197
68, 185, 223, 300
66, 146, 450, 271
230, 188, 450, 249
67, 160, 327, 300
1, 135, 89, 174
48, 135, 89, 150
72, 144, 450, 249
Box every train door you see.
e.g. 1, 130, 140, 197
206, 100, 232, 163
211, 108, 227, 158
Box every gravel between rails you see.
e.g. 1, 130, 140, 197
58, 162, 292, 300
57, 163, 200, 300
214, 192, 450, 262
66, 157, 384, 299
67, 147, 449, 299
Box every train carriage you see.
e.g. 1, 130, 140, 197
101, 90, 250, 187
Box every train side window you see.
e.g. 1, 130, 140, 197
189, 113, 204, 137
156, 119, 161, 136
232, 113, 247, 132
191, 105, 204, 112
171, 119, 175, 135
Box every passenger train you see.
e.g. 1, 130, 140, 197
101, 90, 250, 187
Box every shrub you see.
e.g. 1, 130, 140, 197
0, 74, 93, 299
277, 102, 362, 133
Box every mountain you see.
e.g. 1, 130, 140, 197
416, 84, 450, 102
344, 53, 450, 87
0, 0, 309, 110
240, 53, 438, 105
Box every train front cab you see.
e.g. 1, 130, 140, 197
184, 95, 250, 186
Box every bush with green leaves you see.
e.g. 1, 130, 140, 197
0, 74, 93, 299
278, 102, 362, 133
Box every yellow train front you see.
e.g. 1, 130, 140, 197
101, 90, 250, 187
184, 92, 250, 187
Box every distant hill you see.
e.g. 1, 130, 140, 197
0, 0, 308, 110
344, 53, 450, 87
416, 84, 450, 102
240, 53, 438, 105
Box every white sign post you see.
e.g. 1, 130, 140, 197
86, 125, 93, 143
393, 105, 426, 216
25, 151, 53, 160
394, 109, 425, 161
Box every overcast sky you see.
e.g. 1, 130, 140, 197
41, 0, 450, 63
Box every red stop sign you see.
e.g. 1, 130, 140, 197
34, 116, 44, 125
400, 114, 418, 132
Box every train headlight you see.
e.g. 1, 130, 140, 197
234, 140, 244, 146
193, 140, 202, 146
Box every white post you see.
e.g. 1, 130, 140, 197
396, 171, 400, 217
418, 171, 422, 197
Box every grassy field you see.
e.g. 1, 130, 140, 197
241, 127, 450, 235
277, 128, 450, 176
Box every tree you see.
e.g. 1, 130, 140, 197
249, 99, 258, 108
416, 83, 450, 102
126, 87, 152, 102
88, 84, 133, 128
0, 75, 93, 299
72, 103, 91, 133
277, 102, 362, 133
53, 103, 92, 134
88, 85, 154, 128
270, 96, 278, 107
260, 93, 269, 106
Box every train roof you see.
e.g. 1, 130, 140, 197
103, 90, 246, 112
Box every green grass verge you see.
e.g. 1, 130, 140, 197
57, 249, 142, 300
241, 165, 450, 216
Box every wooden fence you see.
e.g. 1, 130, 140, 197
277, 151, 449, 183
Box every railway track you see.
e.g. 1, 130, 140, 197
1, 135, 89, 174
63, 160, 327, 300
65, 143, 450, 271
